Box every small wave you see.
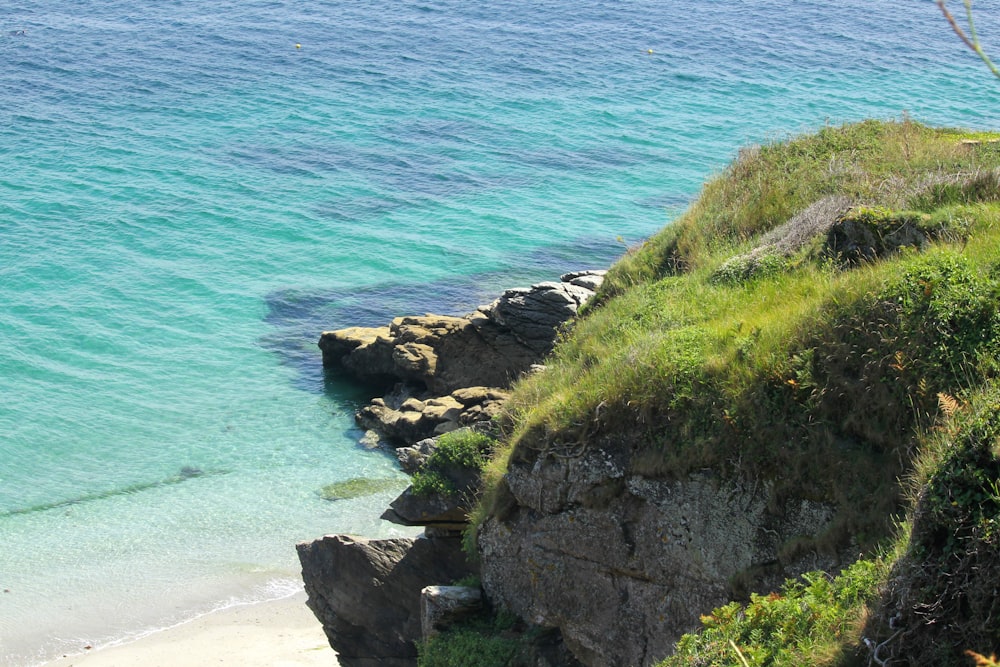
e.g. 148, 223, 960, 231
21, 577, 305, 667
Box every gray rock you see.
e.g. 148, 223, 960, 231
562, 270, 607, 292
396, 438, 437, 474
359, 388, 508, 447
485, 281, 595, 355
297, 534, 476, 667
382, 487, 471, 529
478, 446, 847, 667
421, 585, 483, 640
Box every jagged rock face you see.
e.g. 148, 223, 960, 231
297, 534, 476, 667
318, 272, 605, 395
478, 445, 845, 667
485, 280, 597, 355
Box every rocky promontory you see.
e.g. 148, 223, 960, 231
301, 122, 1000, 667
298, 271, 605, 667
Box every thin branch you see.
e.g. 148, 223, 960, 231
937, 0, 1000, 80
728, 639, 752, 667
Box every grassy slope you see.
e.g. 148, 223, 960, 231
459, 120, 1000, 666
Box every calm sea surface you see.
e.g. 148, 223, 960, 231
2, 1, 999, 663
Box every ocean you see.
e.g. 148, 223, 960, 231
1, 0, 998, 664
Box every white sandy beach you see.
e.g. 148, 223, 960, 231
43, 591, 338, 667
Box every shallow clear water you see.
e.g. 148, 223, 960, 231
1, 1, 999, 664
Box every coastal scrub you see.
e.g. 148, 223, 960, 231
463, 119, 1000, 664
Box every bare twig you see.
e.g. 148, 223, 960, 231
937, 0, 1000, 80
871, 629, 903, 667
728, 639, 752, 667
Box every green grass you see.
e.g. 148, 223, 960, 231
600, 119, 1000, 292
456, 119, 1000, 663
472, 120, 1000, 556
418, 609, 521, 667
859, 380, 1000, 665
655, 378, 1000, 666
419, 628, 520, 667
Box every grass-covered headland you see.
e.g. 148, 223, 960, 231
420, 120, 1000, 666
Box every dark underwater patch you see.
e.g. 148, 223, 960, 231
259, 235, 631, 394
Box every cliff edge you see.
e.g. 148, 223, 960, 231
304, 120, 1000, 667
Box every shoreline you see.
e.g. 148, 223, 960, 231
41, 590, 337, 667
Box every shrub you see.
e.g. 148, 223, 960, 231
860, 381, 1000, 665
418, 609, 520, 667
411, 429, 493, 498
657, 559, 887, 667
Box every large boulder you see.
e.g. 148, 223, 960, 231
297, 534, 476, 667
477, 444, 849, 667
381, 487, 471, 530
420, 585, 484, 640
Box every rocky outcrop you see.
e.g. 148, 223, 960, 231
420, 585, 484, 639
381, 486, 470, 530
825, 212, 930, 264
357, 386, 510, 446
319, 272, 605, 395
297, 534, 476, 667
300, 270, 605, 667
477, 444, 850, 667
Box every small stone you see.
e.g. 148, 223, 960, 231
401, 397, 427, 412
433, 421, 461, 436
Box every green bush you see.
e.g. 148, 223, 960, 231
419, 629, 519, 667
418, 609, 520, 667
657, 560, 887, 667
859, 382, 1000, 665
411, 429, 493, 498
883, 250, 1000, 389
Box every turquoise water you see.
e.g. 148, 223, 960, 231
2, 1, 1000, 664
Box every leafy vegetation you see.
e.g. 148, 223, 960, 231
460, 119, 1000, 664
417, 609, 521, 667
411, 429, 493, 497
860, 380, 1000, 665
657, 559, 887, 667
418, 607, 569, 667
